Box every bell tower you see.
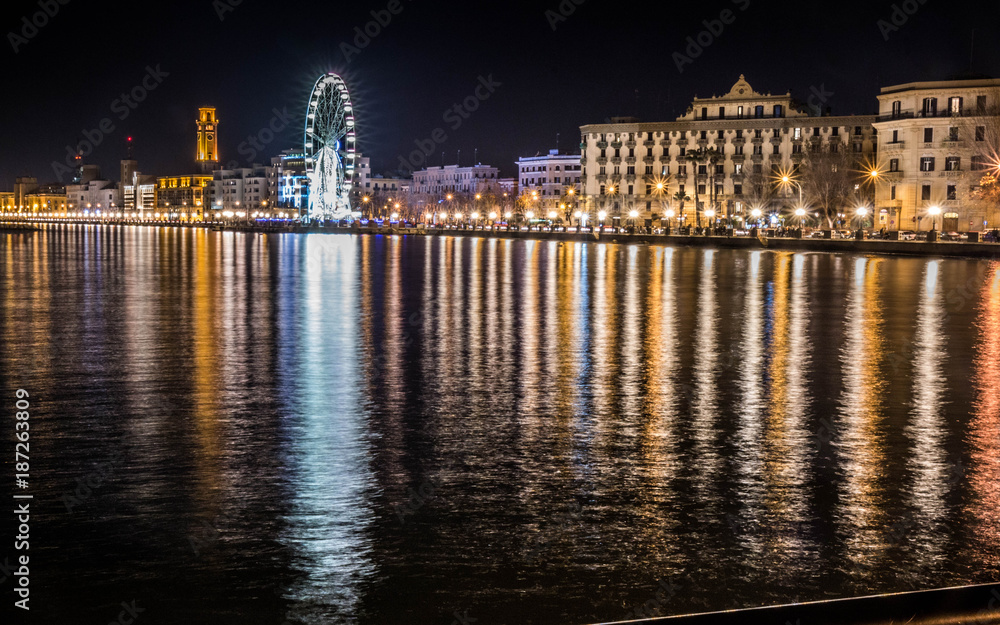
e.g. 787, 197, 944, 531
196, 107, 219, 173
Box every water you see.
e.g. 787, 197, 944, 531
1, 226, 999, 624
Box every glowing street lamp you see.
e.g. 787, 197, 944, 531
928, 205, 941, 231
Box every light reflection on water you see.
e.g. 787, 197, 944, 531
1, 227, 999, 624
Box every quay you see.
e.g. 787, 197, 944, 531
9, 219, 1000, 259
596, 582, 1000, 625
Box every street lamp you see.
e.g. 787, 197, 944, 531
928, 205, 941, 231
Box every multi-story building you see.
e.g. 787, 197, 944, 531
516, 149, 582, 214
873, 78, 1000, 231
580, 75, 877, 227
409, 164, 503, 215
211, 166, 270, 214
155, 174, 212, 220
24, 184, 68, 216
411, 164, 501, 196
66, 178, 117, 215
122, 174, 157, 216
0, 192, 14, 212
269, 149, 309, 214
13, 177, 39, 211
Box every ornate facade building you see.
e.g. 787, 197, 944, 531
873, 78, 1000, 232
579, 75, 877, 228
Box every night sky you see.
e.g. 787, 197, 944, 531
2, 0, 998, 186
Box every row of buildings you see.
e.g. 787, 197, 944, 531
4, 75, 999, 230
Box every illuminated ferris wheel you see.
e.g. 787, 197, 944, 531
304, 72, 357, 221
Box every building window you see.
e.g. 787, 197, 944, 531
698, 185, 706, 194
734, 184, 743, 195
924, 128, 934, 143
853, 143, 863, 153
628, 185, 634, 195
890, 185, 896, 200
755, 106, 764, 118
738, 106, 744, 118
977, 95, 988, 111
923, 97, 938, 117
920, 157, 936, 172
792, 144, 802, 154
700, 130, 708, 140
698, 165, 707, 175
813, 127, 821, 137
949, 97, 963, 115
772, 145, 780, 155
600, 185, 606, 195
773, 105, 784, 118
949, 127, 959, 141
831, 127, 839, 137
891, 129, 899, 143
946, 156, 961, 171
645, 166, 653, 175
891, 101, 902, 118
922, 184, 932, 201
947, 184, 957, 200
972, 155, 989, 170
889, 158, 900, 172
793, 128, 802, 140
734, 145, 744, 155
976, 126, 986, 141
719, 106, 726, 118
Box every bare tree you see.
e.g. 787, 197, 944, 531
800, 144, 864, 228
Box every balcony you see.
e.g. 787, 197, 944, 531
697, 138, 709, 147
643, 156, 655, 164
941, 140, 965, 149
611, 157, 622, 165
596, 174, 607, 183
732, 136, 746, 145
883, 171, 903, 181
596, 157, 608, 165
751, 136, 764, 145
659, 139, 672, 148
944, 169, 966, 177
751, 153, 764, 162
790, 153, 805, 163
596, 141, 608, 149
643, 140, 655, 148
676, 138, 689, 147
611, 141, 623, 149
626, 174, 637, 183
625, 140, 637, 148
625, 156, 636, 164
730, 154, 745, 163
881, 141, 905, 151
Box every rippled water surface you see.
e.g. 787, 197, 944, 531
2, 226, 999, 624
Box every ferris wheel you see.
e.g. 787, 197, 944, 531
304, 72, 357, 221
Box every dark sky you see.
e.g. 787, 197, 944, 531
2, 0, 998, 186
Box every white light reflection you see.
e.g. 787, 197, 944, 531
278, 235, 374, 621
